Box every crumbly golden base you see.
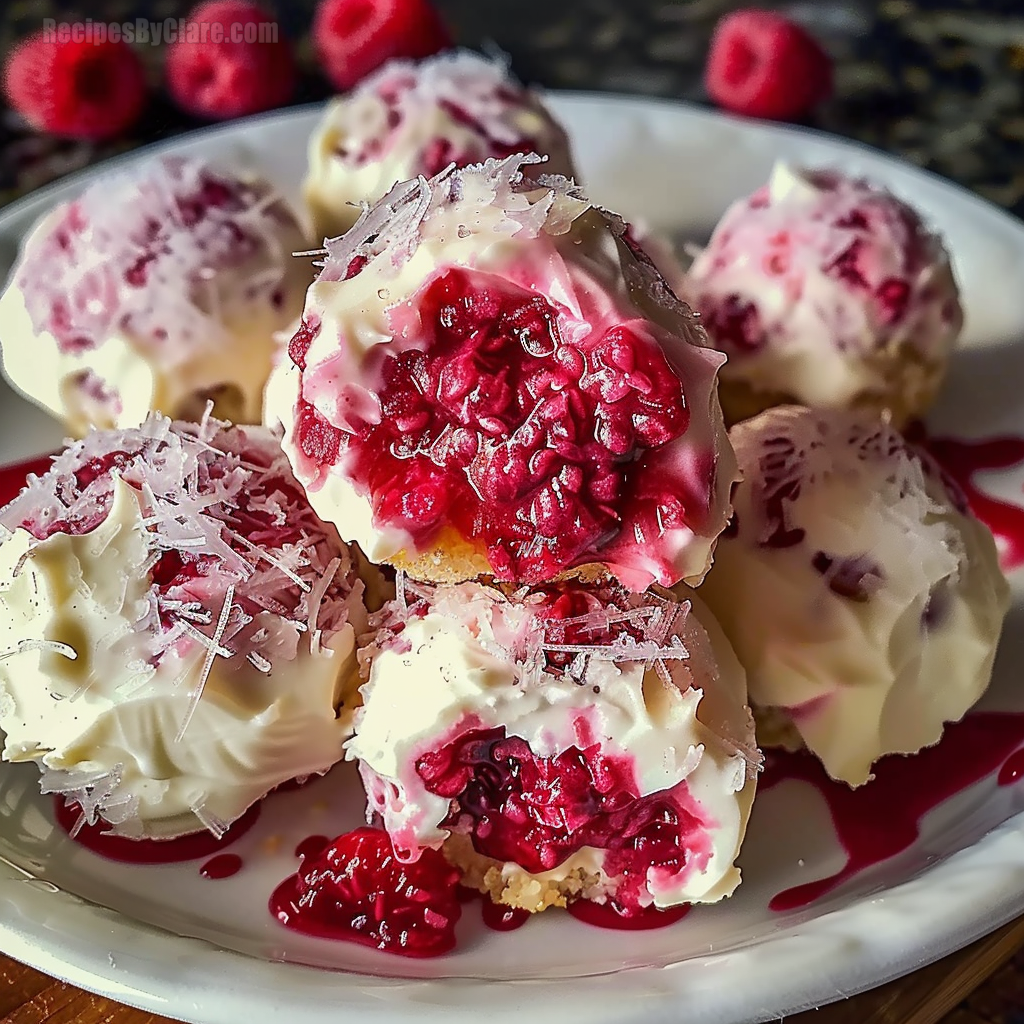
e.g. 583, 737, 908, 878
388, 528, 494, 584
718, 350, 947, 429
389, 539, 620, 588
444, 834, 604, 913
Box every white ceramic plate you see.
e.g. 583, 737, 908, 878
2, 93, 1024, 1024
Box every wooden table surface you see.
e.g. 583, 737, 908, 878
4, 916, 1024, 1024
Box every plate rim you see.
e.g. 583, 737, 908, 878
0, 90, 1023, 1024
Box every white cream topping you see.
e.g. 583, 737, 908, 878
686, 162, 963, 415
0, 479, 357, 840
348, 582, 756, 907
700, 406, 1010, 786
0, 158, 311, 434
303, 50, 576, 241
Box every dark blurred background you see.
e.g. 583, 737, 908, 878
2, 0, 1024, 215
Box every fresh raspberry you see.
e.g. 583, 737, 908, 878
166, 1, 296, 120
3, 34, 146, 140
313, 0, 451, 92
704, 9, 832, 121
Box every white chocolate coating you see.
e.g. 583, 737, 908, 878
0, 417, 368, 838
0, 157, 311, 434
348, 580, 757, 908
267, 155, 737, 589
686, 163, 963, 422
699, 406, 1009, 786
303, 51, 576, 241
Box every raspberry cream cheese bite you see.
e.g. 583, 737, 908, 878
699, 406, 1009, 787
686, 163, 963, 426
0, 156, 311, 434
0, 415, 371, 839
303, 50, 576, 241
266, 155, 737, 589
348, 577, 758, 915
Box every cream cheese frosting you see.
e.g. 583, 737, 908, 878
266, 154, 737, 589
0, 415, 369, 838
303, 50, 576, 241
0, 156, 311, 434
348, 578, 758, 910
699, 406, 1010, 787
686, 162, 963, 425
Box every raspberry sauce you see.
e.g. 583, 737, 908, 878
921, 432, 1024, 572
270, 827, 462, 957
567, 900, 690, 931
200, 853, 243, 880
480, 901, 530, 932
415, 726, 711, 914
295, 266, 698, 583
54, 797, 260, 865
763, 711, 1024, 912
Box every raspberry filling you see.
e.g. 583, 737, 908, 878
415, 726, 710, 913
270, 827, 462, 957
295, 266, 694, 582
19, 165, 265, 355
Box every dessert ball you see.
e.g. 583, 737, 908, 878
0, 415, 370, 839
0, 156, 311, 434
699, 406, 1009, 786
686, 163, 963, 426
267, 155, 737, 589
304, 50, 576, 241
348, 578, 757, 914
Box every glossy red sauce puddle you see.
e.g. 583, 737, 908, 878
915, 430, 1024, 571
200, 853, 243, 880
294, 834, 330, 861
456, 885, 530, 931
998, 748, 1024, 787
763, 712, 1024, 911
54, 798, 260, 865
567, 900, 691, 931
480, 900, 530, 932
271, 828, 462, 957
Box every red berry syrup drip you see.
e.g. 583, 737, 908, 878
567, 899, 690, 931
917, 431, 1024, 572
310, 266, 690, 583
294, 834, 331, 861
480, 901, 530, 932
200, 853, 243, 880
270, 827, 462, 957
416, 726, 711, 915
762, 712, 1024, 912
54, 797, 260, 865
